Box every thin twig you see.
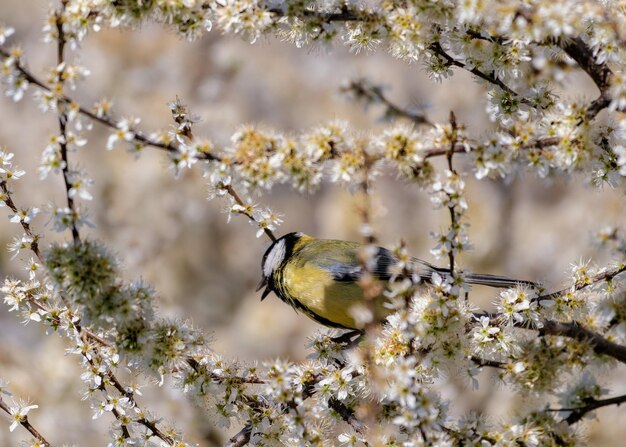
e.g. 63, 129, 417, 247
55, 4, 80, 244
547, 393, 626, 425
533, 263, 626, 304
539, 320, 626, 364
328, 398, 366, 433
0, 46, 220, 162
470, 356, 505, 369
446, 111, 458, 278
430, 42, 530, 105
422, 136, 561, 159
223, 184, 277, 242
0, 396, 52, 447
0, 44, 562, 170
225, 424, 252, 447
342, 79, 432, 126
558, 36, 613, 120
0, 181, 42, 262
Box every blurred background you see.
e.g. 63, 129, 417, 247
1, 1, 625, 445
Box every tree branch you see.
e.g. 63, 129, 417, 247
429, 42, 530, 105
0, 182, 176, 446
0, 46, 220, 162
341, 79, 432, 126
328, 398, 366, 433
558, 36, 615, 120
225, 424, 252, 447
55, 4, 80, 244
553, 393, 626, 424
470, 356, 505, 369
422, 136, 561, 159
533, 263, 626, 304
0, 396, 51, 447
223, 184, 277, 242
539, 320, 626, 364
0, 180, 42, 262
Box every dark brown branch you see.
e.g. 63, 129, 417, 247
470, 356, 505, 369
474, 310, 626, 365
186, 358, 265, 385
55, 5, 80, 244
422, 136, 561, 159
0, 397, 51, 446
558, 37, 614, 120
224, 184, 277, 242
539, 320, 626, 364
137, 417, 176, 445
342, 79, 432, 126
267, 5, 366, 23
328, 398, 366, 433
221, 2, 620, 123
473, 262, 626, 363
533, 263, 626, 304
430, 42, 530, 105
556, 393, 626, 424
0, 181, 42, 262
225, 424, 252, 447
111, 407, 131, 439
446, 111, 458, 278
0, 46, 220, 162
0, 43, 566, 173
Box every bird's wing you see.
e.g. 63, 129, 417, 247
300, 240, 401, 282
298, 239, 536, 289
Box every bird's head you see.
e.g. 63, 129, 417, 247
257, 232, 304, 301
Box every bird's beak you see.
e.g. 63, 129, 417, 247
256, 277, 272, 301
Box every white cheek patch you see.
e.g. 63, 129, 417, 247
264, 239, 286, 277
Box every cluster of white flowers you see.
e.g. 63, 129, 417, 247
497, 285, 541, 327
1, 47, 29, 102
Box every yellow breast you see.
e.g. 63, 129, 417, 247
281, 262, 391, 329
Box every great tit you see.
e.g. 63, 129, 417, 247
257, 232, 537, 330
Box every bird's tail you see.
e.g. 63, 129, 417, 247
411, 258, 538, 289
463, 272, 538, 289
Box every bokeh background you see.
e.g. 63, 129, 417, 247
1, 1, 625, 445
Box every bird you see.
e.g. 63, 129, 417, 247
257, 232, 537, 330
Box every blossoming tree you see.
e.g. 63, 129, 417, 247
1, 0, 626, 446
